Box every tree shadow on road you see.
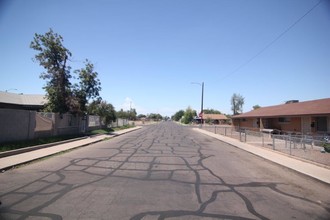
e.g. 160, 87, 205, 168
1, 124, 329, 219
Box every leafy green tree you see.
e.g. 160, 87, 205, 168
87, 100, 116, 126
137, 114, 147, 119
231, 93, 245, 115
99, 101, 116, 126
172, 110, 184, 121
30, 29, 72, 113
31, 29, 102, 114
117, 109, 129, 119
148, 113, 163, 121
182, 107, 196, 124
87, 100, 99, 115
203, 109, 222, 114
73, 60, 101, 113
129, 108, 137, 120
253, 105, 261, 110
116, 108, 137, 120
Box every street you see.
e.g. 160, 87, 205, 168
0, 122, 329, 219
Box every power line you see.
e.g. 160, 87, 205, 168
220, 0, 323, 81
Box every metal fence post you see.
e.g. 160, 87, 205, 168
303, 135, 306, 150
290, 136, 292, 155
244, 129, 247, 142
262, 132, 264, 147
272, 135, 275, 150
311, 139, 314, 149
289, 135, 292, 150
239, 129, 242, 142
225, 127, 227, 136
288, 135, 292, 155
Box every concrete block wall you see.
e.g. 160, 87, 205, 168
0, 109, 36, 143
0, 109, 129, 143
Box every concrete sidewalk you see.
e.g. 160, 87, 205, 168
194, 128, 330, 185
0, 126, 142, 171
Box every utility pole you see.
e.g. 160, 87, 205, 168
191, 82, 204, 125
201, 82, 204, 124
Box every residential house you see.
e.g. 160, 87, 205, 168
232, 98, 330, 135
0, 91, 46, 111
203, 113, 228, 124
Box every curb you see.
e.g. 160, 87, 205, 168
0, 127, 143, 159
0, 136, 88, 158
0, 127, 142, 172
194, 128, 330, 169
110, 126, 142, 137
193, 128, 330, 185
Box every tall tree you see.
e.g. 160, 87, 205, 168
137, 114, 147, 119
231, 93, 245, 115
117, 109, 129, 119
172, 110, 185, 121
30, 29, 72, 113
148, 113, 163, 121
129, 108, 137, 120
182, 107, 197, 124
253, 105, 261, 110
73, 60, 101, 113
87, 100, 116, 126
31, 29, 102, 114
203, 109, 222, 114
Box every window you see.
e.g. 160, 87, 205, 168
316, 117, 327, 132
278, 117, 291, 123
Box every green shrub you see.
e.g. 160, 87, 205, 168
324, 143, 330, 153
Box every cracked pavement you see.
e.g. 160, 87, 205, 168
0, 122, 329, 219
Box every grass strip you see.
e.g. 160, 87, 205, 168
0, 134, 84, 152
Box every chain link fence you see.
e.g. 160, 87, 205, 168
201, 125, 330, 166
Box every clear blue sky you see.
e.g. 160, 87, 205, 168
1, 0, 329, 116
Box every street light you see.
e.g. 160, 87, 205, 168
191, 82, 204, 125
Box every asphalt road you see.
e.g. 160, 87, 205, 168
0, 122, 329, 220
